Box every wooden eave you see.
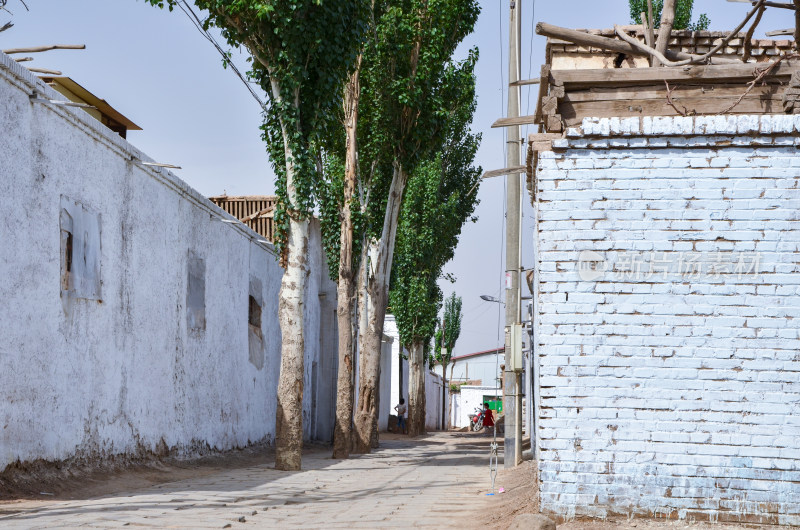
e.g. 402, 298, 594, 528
39, 77, 142, 131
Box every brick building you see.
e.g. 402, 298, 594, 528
525, 33, 800, 525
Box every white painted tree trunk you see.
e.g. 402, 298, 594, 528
408, 339, 426, 436
353, 163, 407, 453
272, 80, 310, 471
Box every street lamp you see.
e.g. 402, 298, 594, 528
480, 294, 504, 304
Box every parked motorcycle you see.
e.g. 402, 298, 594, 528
469, 407, 485, 431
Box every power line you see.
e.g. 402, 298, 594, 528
176, 0, 266, 109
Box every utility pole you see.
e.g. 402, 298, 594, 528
503, 0, 523, 469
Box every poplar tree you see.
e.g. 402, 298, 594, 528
435, 293, 463, 430
389, 76, 480, 436
351, 0, 480, 454
145, 0, 367, 470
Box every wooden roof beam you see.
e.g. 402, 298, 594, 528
2, 44, 85, 54
548, 60, 799, 89
491, 115, 538, 128
481, 166, 527, 179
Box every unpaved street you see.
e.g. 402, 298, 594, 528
0, 432, 501, 529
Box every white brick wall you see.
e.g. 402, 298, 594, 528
534, 115, 800, 525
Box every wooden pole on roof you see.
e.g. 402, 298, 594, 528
653, 0, 676, 67
795, 0, 800, 50
2, 44, 85, 54
743, 3, 766, 61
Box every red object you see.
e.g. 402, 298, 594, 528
483, 408, 495, 427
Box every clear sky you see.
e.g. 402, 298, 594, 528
4, 1, 791, 356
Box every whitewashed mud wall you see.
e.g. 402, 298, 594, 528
379, 315, 445, 432
0, 52, 337, 470
534, 115, 800, 525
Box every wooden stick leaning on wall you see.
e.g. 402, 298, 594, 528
743, 4, 767, 62
653, 0, 676, 67
795, 0, 800, 50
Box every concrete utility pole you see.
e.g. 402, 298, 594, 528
503, 0, 523, 468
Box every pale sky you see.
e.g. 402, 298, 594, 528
4, 1, 791, 356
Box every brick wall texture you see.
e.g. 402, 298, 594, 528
534, 115, 800, 525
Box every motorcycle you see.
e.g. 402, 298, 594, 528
469, 406, 485, 431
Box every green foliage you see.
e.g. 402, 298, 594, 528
629, 0, 710, 31
359, 0, 481, 242
390, 46, 481, 352
437, 293, 463, 364
145, 0, 369, 256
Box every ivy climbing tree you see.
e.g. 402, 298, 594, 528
352, 0, 481, 452
316, 50, 368, 459
629, 0, 710, 31
389, 71, 481, 436
145, 0, 367, 470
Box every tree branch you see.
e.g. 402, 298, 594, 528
664, 81, 688, 116
719, 52, 800, 114
742, 3, 766, 62
612, 0, 766, 68
653, 0, 676, 67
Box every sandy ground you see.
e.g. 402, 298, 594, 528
0, 444, 275, 506
473, 453, 786, 530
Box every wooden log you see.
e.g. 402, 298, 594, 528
759, 1, 795, 8
654, 0, 677, 67
542, 95, 559, 115
13, 57, 33, 62
28, 67, 62, 75
240, 205, 275, 223
481, 166, 527, 179
765, 28, 794, 36
509, 79, 539, 87
563, 83, 781, 103
492, 114, 538, 128
559, 94, 786, 126
545, 114, 563, 132
535, 22, 735, 65
2, 44, 85, 54
527, 133, 563, 143
795, 0, 800, 49
533, 64, 550, 123
549, 61, 798, 89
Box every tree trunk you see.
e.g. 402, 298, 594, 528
353, 163, 408, 453
653, 0, 676, 67
407, 340, 426, 436
441, 361, 448, 430
332, 58, 361, 460
272, 80, 309, 472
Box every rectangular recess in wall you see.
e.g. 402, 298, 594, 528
248, 275, 265, 370
59, 196, 101, 301
186, 251, 206, 332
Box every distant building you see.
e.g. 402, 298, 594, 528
448, 347, 503, 388
209, 195, 277, 242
